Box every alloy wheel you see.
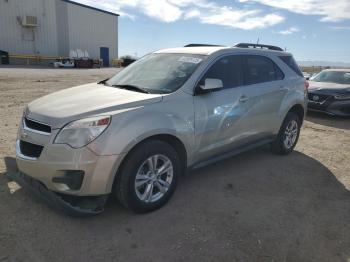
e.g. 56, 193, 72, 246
134, 154, 174, 203
283, 120, 298, 149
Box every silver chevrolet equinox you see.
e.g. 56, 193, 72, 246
15, 43, 308, 214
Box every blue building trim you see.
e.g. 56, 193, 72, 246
61, 0, 120, 17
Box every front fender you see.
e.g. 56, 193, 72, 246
88, 96, 195, 163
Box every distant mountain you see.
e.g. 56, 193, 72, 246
298, 60, 350, 68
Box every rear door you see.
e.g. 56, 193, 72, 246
239, 55, 287, 136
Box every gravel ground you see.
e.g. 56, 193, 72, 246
0, 67, 349, 262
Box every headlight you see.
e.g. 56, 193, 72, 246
22, 106, 28, 118
334, 93, 350, 100
54, 116, 111, 148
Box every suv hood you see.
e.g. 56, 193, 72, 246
26, 83, 163, 128
308, 81, 350, 93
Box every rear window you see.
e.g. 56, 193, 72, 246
279, 55, 303, 77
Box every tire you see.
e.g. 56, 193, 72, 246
114, 140, 181, 213
271, 112, 301, 155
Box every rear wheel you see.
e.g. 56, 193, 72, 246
114, 140, 181, 213
271, 112, 301, 155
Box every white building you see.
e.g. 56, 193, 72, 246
0, 0, 119, 66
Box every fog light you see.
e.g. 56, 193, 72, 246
52, 170, 85, 190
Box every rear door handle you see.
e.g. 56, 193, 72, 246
239, 95, 249, 103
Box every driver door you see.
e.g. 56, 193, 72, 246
193, 55, 248, 162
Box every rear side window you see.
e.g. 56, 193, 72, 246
202, 55, 243, 89
244, 56, 284, 85
279, 55, 303, 77
274, 64, 284, 80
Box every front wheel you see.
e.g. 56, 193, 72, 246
271, 112, 301, 155
114, 140, 181, 213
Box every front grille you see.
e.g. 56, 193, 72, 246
308, 93, 332, 103
19, 140, 44, 158
24, 117, 51, 133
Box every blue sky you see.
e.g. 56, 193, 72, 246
77, 0, 350, 63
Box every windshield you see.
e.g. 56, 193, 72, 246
106, 53, 206, 94
311, 70, 350, 84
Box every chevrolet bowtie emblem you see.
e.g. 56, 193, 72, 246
313, 95, 319, 101
21, 132, 28, 139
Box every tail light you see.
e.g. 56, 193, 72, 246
304, 80, 309, 97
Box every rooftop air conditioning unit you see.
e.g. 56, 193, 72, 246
21, 16, 38, 27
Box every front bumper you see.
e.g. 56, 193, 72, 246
307, 92, 350, 116
6, 169, 108, 216
16, 141, 122, 195
16, 117, 125, 196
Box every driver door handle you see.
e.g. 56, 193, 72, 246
239, 95, 249, 103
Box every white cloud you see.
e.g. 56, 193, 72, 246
73, 0, 285, 30
199, 6, 284, 30
232, 13, 284, 30
277, 26, 300, 35
140, 0, 182, 22
239, 0, 350, 22
72, 0, 135, 19
184, 9, 201, 19
329, 25, 350, 30
80, 0, 183, 22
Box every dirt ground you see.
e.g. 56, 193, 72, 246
0, 67, 349, 262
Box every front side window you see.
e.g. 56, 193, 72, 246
106, 53, 206, 94
200, 55, 243, 89
244, 56, 284, 85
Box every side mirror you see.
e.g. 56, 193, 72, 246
197, 78, 223, 94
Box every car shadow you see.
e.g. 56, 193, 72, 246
1, 148, 350, 261
306, 111, 350, 130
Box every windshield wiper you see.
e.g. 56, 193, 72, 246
98, 78, 110, 85
111, 84, 150, 94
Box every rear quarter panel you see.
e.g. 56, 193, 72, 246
267, 55, 306, 132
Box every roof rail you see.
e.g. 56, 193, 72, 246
234, 43, 284, 51
184, 44, 223, 47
